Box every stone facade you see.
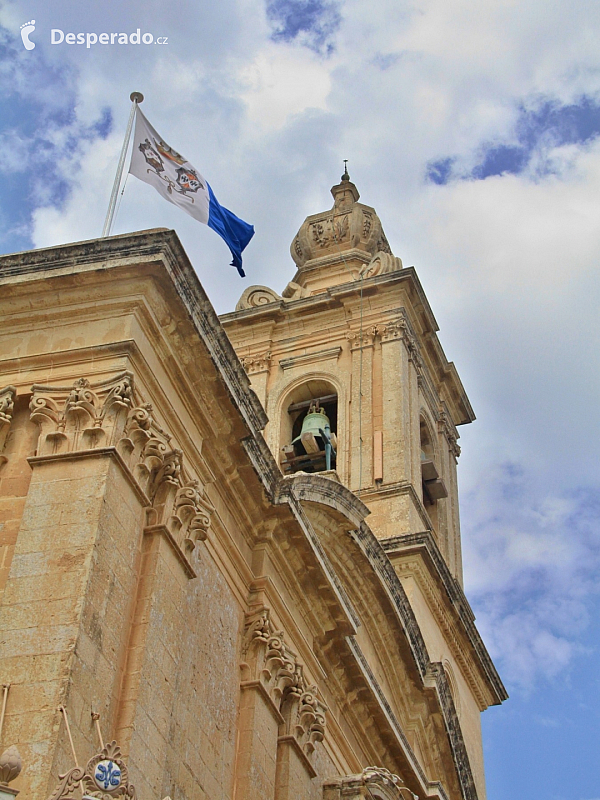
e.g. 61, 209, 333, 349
0, 179, 505, 800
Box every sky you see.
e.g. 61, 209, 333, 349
1, 0, 599, 797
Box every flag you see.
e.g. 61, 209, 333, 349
129, 107, 254, 276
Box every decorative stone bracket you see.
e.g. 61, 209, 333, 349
0, 386, 17, 456
323, 767, 418, 800
241, 608, 327, 764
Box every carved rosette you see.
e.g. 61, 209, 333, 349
0, 386, 16, 454
241, 608, 327, 759
47, 740, 136, 800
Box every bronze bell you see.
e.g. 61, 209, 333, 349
292, 403, 331, 454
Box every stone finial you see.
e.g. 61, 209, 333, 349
0, 746, 22, 785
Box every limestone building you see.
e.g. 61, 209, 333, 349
0, 172, 506, 800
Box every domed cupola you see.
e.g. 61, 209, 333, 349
288, 167, 396, 294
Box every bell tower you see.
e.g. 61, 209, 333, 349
221, 170, 474, 584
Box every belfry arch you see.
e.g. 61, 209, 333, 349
277, 376, 341, 477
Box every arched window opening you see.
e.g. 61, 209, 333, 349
420, 419, 447, 505
280, 383, 338, 474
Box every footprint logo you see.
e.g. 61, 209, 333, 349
20, 20, 36, 50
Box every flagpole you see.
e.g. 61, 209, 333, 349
102, 91, 144, 238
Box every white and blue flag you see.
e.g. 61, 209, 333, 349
129, 107, 254, 276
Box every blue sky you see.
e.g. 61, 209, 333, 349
1, 1, 599, 797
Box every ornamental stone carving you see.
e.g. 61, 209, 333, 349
438, 410, 461, 460
240, 351, 272, 374
28, 373, 213, 563
359, 251, 403, 280
346, 326, 380, 349
235, 285, 282, 311
46, 740, 136, 800
241, 608, 327, 758
0, 386, 16, 454
291, 175, 392, 269
380, 313, 423, 370
0, 745, 22, 788
323, 767, 417, 800
30, 372, 135, 456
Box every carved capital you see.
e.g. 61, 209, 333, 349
28, 374, 212, 564
172, 481, 214, 548
346, 326, 380, 349
381, 313, 423, 370
240, 351, 272, 374
282, 685, 327, 757
30, 372, 135, 457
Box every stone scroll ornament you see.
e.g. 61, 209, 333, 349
47, 740, 136, 800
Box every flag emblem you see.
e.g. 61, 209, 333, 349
139, 138, 164, 173
129, 107, 254, 276
175, 167, 204, 194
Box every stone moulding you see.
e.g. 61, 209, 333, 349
268, 471, 482, 800
28, 372, 213, 575
279, 347, 342, 371
381, 532, 507, 706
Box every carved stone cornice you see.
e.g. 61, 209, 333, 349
279, 346, 342, 370
0, 386, 16, 454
